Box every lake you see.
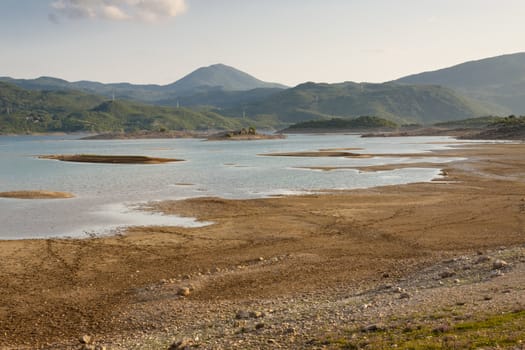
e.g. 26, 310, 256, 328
0, 134, 463, 239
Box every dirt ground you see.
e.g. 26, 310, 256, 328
1, 143, 524, 349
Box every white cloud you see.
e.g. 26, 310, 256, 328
101, 5, 130, 21
50, 0, 187, 22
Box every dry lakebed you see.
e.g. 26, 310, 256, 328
0, 143, 524, 349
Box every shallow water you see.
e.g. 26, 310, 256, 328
0, 134, 464, 239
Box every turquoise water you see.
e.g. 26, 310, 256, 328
0, 134, 463, 239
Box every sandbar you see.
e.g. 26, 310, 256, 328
0, 190, 74, 199
39, 154, 183, 164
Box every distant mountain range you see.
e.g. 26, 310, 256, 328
1, 53, 524, 134
227, 81, 500, 125
0, 64, 287, 105
396, 52, 525, 114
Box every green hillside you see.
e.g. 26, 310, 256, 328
231, 81, 498, 125
0, 82, 243, 134
396, 52, 525, 114
433, 116, 505, 128
157, 87, 283, 109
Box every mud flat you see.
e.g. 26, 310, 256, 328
39, 154, 183, 164
297, 162, 446, 172
0, 190, 74, 199
1, 143, 525, 349
261, 149, 461, 159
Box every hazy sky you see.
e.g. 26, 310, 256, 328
1, 0, 524, 86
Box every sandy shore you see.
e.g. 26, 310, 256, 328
1, 143, 525, 349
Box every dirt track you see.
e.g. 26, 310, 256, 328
1, 143, 525, 349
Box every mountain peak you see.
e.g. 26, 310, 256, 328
167, 64, 287, 93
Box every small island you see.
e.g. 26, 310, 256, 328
38, 154, 183, 164
207, 127, 286, 141
0, 191, 74, 199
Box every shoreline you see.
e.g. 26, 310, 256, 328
1, 142, 525, 348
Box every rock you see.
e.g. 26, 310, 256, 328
249, 311, 265, 318
284, 327, 297, 335
475, 255, 491, 264
399, 292, 410, 299
235, 310, 251, 320
236, 310, 264, 319
267, 339, 279, 346
80, 335, 93, 344
80, 345, 96, 350
168, 337, 194, 350
439, 270, 456, 279
492, 259, 508, 270
432, 324, 450, 333
491, 270, 504, 277
255, 322, 265, 330
177, 287, 191, 297
362, 324, 382, 332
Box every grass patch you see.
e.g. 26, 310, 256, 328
321, 310, 525, 349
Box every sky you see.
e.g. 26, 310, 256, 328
0, 0, 524, 87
